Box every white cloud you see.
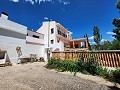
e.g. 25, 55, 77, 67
88, 36, 94, 40
89, 42, 96, 45
106, 31, 116, 35
63, 1, 70, 5
111, 36, 115, 39
25, 0, 54, 5
10, 0, 19, 2
22, 0, 70, 5
10, 0, 70, 5
58, 0, 70, 5
26, 0, 34, 5
90, 39, 107, 45
101, 39, 107, 42
44, 17, 48, 20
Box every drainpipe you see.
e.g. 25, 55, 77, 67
48, 21, 50, 48
47, 20, 50, 60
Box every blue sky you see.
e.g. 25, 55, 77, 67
0, 0, 119, 44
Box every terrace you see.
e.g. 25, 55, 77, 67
64, 38, 89, 51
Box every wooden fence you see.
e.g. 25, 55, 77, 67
52, 50, 120, 68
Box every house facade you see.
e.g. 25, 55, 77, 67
37, 21, 72, 52
37, 21, 89, 52
0, 12, 45, 63
0, 12, 89, 63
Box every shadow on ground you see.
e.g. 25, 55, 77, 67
108, 86, 120, 90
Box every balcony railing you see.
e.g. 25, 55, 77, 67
26, 36, 44, 45
57, 30, 67, 38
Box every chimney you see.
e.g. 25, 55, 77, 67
1, 12, 8, 19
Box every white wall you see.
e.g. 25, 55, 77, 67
0, 17, 45, 63
37, 21, 67, 61
37, 22, 49, 61
0, 34, 45, 63
27, 30, 44, 39
0, 17, 27, 34
25, 44, 44, 58
0, 35, 26, 63
37, 22, 49, 48
26, 36, 44, 44
37, 21, 68, 51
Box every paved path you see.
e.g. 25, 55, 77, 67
0, 62, 113, 90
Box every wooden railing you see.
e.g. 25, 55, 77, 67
52, 50, 120, 68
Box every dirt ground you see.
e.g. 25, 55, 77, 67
0, 62, 119, 90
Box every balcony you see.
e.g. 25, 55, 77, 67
26, 36, 44, 45
56, 23, 68, 33
57, 30, 67, 38
56, 34, 70, 42
64, 38, 89, 51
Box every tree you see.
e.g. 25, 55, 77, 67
112, 0, 120, 41
111, 40, 120, 50
93, 26, 102, 50
100, 40, 120, 50
112, 18, 120, 41
100, 41, 112, 50
116, 0, 120, 11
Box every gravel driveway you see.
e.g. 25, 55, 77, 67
0, 62, 113, 90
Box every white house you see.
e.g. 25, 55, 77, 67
37, 21, 72, 51
0, 12, 45, 63
37, 21, 89, 60
0, 12, 89, 63
37, 21, 73, 60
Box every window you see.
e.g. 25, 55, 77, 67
57, 38, 60, 43
51, 40, 54, 44
75, 44, 79, 48
33, 35, 39, 39
57, 30, 67, 38
65, 35, 67, 38
26, 33, 28, 36
51, 28, 54, 34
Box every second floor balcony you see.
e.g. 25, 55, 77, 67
57, 29, 67, 38
26, 36, 44, 45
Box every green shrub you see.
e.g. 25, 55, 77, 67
111, 68, 120, 83
85, 57, 98, 75
47, 58, 120, 83
46, 58, 78, 74
61, 60, 78, 72
46, 58, 61, 69
96, 67, 111, 78
77, 57, 98, 75
77, 59, 86, 72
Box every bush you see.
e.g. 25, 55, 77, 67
85, 57, 98, 75
96, 67, 120, 83
77, 59, 86, 73
46, 58, 61, 69
46, 58, 78, 74
111, 69, 120, 83
47, 58, 120, 83
96, 67, 111, 78
61, 60, 78, 72
77, 57, 98, 75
